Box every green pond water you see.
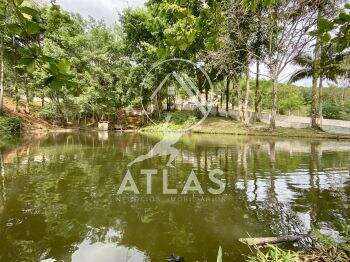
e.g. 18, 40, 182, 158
0, 132, 349, 262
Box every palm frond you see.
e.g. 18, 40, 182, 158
292, 53, 313, 68
289, 69, 312, 83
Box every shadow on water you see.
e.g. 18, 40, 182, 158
0, 132, 349, 261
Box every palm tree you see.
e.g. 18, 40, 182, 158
290, 47, 349, 126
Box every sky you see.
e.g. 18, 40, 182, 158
57, 0, 146, 25
55, 0, 311, 87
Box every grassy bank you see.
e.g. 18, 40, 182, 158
193, 117, 350, 139
141, 112, 350, 140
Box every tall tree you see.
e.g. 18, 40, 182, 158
263, 0, 316, 129
289, 48, 349, 125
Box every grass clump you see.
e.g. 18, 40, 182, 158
141, 110, 198, 132
247, 245, 299, 262
246, 226, 350, 262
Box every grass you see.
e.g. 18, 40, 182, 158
247, 245, 299, 262
191, 117, 350, 140
140, 111, 198, 132
141, 113, 350, 139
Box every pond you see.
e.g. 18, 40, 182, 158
0, 132, 349, 261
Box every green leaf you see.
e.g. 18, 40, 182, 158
0, 2, 5, 17
25, 20, 41, 34
217, 246, 222, 262
27, 60, 36, 73
18, 57, 35, 66
318, 17, 334, 32
14, 0, 24, 6
345, 3, 350, 9
336, 12, 350, 24
320, 33, 331, 43
41, 55, 56, 64
57, 59, 71, 74
6, 23, 22, 34
46, 62, 59, 75
43, 75, 55, 86
19, 6, 40, 17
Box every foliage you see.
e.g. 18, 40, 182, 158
322, 101, 344, 120
0, 0, 349, 130
256, 80, 305, 114
0, 115, 21, 135
247, 245, 299, 262
38, 103, 57, 121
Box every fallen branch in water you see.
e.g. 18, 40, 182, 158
239, 235, 308, 246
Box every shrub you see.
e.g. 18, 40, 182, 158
322, 101, 343, 120
0, 116, 21, 135
38, 104, 58, 121
278, 86, 305, 115
342, 101, 350, 120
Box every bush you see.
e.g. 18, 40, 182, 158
342, 101, 350, 120
278, 86, 305, 115
0, 116, 21, 135
322, 101, 343, 120
38, 104, 58, 121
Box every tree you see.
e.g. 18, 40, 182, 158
122, 0, 223, 114
263, 0, 316, 129
289, 48, 349, 123
206, 0, 254, 123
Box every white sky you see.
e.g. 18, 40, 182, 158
55, 0, 312, 87
57, 0, 146, 25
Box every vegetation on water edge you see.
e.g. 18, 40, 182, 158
140, 112, 350, 139
0, 114, 21, 151
0, 0, 349, 131
245, 226, 350, 262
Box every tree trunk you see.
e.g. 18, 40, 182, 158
270, 76, 278, 130
25, 79, 30, 114
0, 40, 4, 112
220, 91, 223, 108
318, 77, 323, 128
254, 60, 261, 122
0, 150, 5, 203
243, 65, 250, 124
225, 77, 230, 113
311, 10, 322, 129
237, 78, 243, 122
14, 83, 19, 112
254, 5, 262, 122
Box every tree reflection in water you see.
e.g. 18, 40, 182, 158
0, 133, 349, 261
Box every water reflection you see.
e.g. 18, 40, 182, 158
71, 229, 148, 262
0, 132, 349, 261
